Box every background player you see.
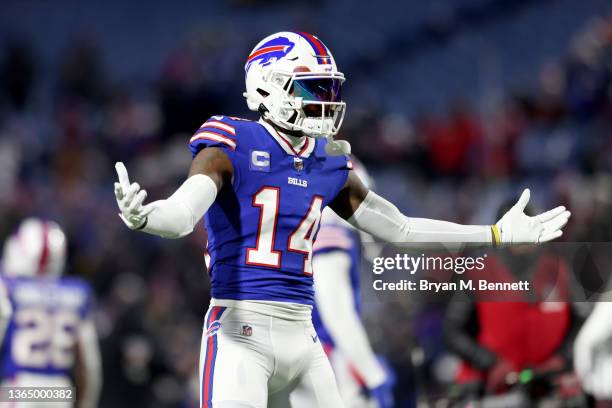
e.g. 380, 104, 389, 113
0, 218, 102, 408
304, 158, 395, 408
444, 201, 579, 395
114, 31, 570, 407
573, 288, 612, 402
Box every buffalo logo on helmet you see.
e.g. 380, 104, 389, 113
245, 36, 295, 72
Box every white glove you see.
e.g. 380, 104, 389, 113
114, 162, 153, 230
492, 189, 571, 246
574, 302, 612, 399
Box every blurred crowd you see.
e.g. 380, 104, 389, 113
349, 14, 612, 236
1, 5, 612, 408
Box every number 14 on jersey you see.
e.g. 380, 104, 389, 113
246, 187, 323, 275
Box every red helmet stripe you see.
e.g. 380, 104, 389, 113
38, 222, 50, 275
297, 32, 331, 64
247, 45, 287, 62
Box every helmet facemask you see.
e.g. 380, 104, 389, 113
260, 70, 346, 138
244, 31, 348, 148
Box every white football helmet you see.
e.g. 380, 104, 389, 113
244, 31, 346, 138
2, 218, 67, 278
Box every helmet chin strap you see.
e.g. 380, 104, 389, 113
325, 135, 351, 156
261, 113, 351, 156
281, 130, 306, 148
262, 116, 307, 148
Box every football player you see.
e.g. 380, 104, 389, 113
574, 299, 612, 400
0, 218, 102, 408
293, 159, 394, 408
114, 31, 571, 407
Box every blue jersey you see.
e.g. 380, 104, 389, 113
189, 116, 351, 305
0, 276, 93, 380
311, 221, 362, 347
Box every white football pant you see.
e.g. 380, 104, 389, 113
199, 300, 344, 408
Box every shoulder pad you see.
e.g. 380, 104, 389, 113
190, 115, 239, 150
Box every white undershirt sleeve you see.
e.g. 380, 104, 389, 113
347, 191, 493, 249
76, 318, 102, 408
313, 250, 386, 388
140, 174, 218, 239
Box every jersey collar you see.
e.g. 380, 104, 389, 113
258, 119, 316, 158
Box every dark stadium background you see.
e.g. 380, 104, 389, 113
1, 0, 612, 406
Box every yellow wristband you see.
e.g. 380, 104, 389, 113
490, 224, 501, 247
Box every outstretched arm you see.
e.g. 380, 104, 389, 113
329, 171, 570, 248
113, 147, 233, 238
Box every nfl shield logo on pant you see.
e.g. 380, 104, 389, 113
242, 325, 253, 337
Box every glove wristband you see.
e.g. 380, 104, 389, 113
135, 216, 148, 231
490, 224, 501, 247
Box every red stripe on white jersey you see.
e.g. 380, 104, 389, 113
313, 236, 353, 251
313, 225, 353, 251
190, 132, 237, 150
200, 121, 236, 135
316, 225, 347, 237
